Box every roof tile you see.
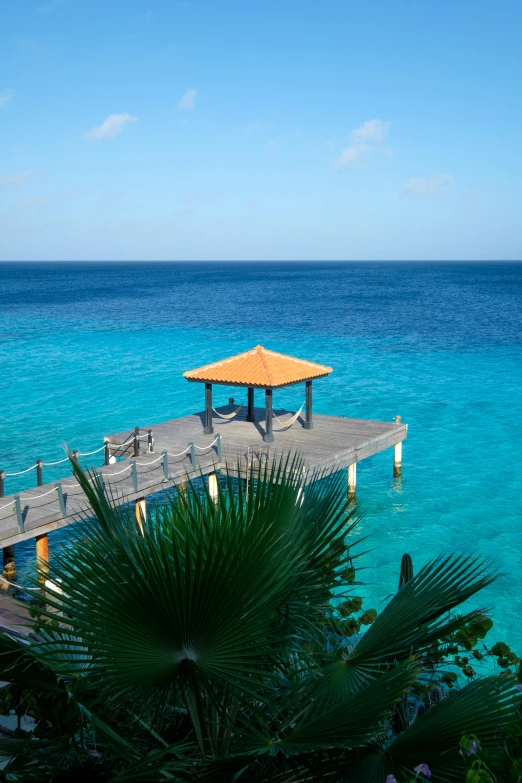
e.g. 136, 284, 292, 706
183, 345, 332, 387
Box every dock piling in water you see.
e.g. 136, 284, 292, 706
208, 471, 219, 503
2, 545, 15, 582
36, 533, 49, 583
135, 498, 146, 534
394, 416, 403, 477
348, 463, 357, 501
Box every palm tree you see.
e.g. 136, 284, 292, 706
0, 453, 517, 782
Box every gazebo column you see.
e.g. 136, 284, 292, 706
303, 380, 313, 430
204, 383, 214, 435
264, 388, 274, 442
247, 387, 255, 422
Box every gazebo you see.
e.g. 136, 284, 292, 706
183, 345, 333, 442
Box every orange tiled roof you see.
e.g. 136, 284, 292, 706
183, 345, 332, 388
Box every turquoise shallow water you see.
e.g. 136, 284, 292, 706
1, 261, 521, 652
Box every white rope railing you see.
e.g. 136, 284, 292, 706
44, 456, 70, 466
0, 436, 223, 535
4, 464, 38, 477
24, 486, 59, 501
1, 431, 140, 480
135, 454, 165, 467
100, 464, 133, 478
193, 437, 219, 451
167, 446, 191, 457
77, 444, 106, 457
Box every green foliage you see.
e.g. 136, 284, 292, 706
0, 453, 519, 782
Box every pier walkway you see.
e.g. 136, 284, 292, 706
0, 405, 407, 550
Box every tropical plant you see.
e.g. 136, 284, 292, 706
0, 453, 519, 782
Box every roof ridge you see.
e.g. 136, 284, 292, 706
183, 347, 256, 377
255, 345, 272, 385
262, 347, 332, 372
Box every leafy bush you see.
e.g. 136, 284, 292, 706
0, 454, 519, 781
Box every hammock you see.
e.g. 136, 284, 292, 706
212, 396, 246, 420
273, 402, 305, 430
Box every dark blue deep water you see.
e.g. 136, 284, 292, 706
1, 262, 521, 651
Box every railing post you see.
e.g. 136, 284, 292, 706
216, 433, 222, 460
162, 450, 169, 481
131, 459, 138, 492
104, 438, 111, 466
189, 442, 196, 469
133, 427, 140, 457
14, 495, 24, 533
72, 449, 79, 469
96, 468, 105, 490
148, 429, 154, 453
0, 471, 4, 499
36, 459, 43, 487
56, 483, 66, 517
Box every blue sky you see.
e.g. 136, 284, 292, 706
1, 0, 522, 261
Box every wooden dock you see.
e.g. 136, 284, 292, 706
0, 405, 407, 549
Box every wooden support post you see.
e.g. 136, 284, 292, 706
247, 387, 255, 422
0, 470, 4, 498
2, 545, 15, 582
104, 439, 111, 466
36, 534, 49, 584
264, 388, 274, 443
133, 426, 140, 457
162, 450, 169, 481
135, 497, 146, 534
148, 429, 154, 453
394, 416, 402, 477
189, 441, 196, 469
216, 432, 222, 460
348, 463, 357, 501
303, 380, 313, 430
204, 383, 214, 435
36, 459, 43, 487
208, 471, 219, 503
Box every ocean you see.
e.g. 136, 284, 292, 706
1, 261, 521, 651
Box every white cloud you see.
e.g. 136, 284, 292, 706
351, 119, 390, 144
338, 144, 369, 167
0, 170, 41, 188
177, 88, 197, 109
84, 113, 138, 141
336, 118, 390, 169
402, 174, 454, 196
0, 89, 14, 108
